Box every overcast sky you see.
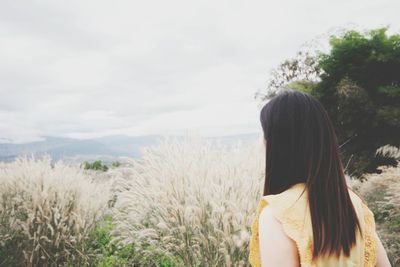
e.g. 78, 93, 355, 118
1, 0, 399, 143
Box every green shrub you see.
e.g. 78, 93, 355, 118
83, 160, 109, 172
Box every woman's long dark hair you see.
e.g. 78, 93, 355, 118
260, 89, 362, 261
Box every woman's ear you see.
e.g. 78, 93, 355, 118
260, 137, 267, 153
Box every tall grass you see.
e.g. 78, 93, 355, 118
350, 163, 400, 266
110, 135, 264, 266
110, 136, 400, 266
0, 136, 398, 266
0, 156, 111, 266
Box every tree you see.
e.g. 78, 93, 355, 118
82, 160, 109, 172
258, 28, 400, 177
255, 51, 321, 100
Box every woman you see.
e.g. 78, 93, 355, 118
249, 90, 391, 267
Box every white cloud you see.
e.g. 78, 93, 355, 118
0, 0, 399, 143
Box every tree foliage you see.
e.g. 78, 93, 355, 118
255, 51, 321, 99
83, 160, 109, 172
259, 28, 400, 177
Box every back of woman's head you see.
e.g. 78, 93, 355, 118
259, 89, 361, 261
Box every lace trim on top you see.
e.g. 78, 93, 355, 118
361, 201, 378, 267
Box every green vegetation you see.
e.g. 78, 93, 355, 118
261, 28, 400, 177
82, 160, 121, 172
86, 215, 181, 267
83, 160, 109, 171
111, 161, 121, 168
351, 165, 400, 266
87, 215, 138, 266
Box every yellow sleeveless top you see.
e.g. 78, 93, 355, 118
248, 182, 379, 267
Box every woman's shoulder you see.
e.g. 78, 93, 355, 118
250, 183, 312, 266
249, 184, 307, 267
260, 183, 308, 214
257, 205, 300, 266
258, 183, 311, 237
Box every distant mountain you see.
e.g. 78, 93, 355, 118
0, 133, 260, 162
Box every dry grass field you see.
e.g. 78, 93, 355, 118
0, 136, 398, 266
